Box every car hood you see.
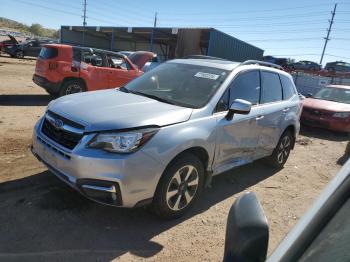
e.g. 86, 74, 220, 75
128, 52, 155, 69
8, 34, 18, 44
303, 98, 350, 112
48, 89, 193, 132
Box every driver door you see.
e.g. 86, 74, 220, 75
25, 41, 41, 57
213, 70, 263, 174
105, 54, 137, 88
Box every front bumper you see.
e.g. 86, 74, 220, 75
31, 118, 164, 207
33, 74, 61, 94
301, 114, 350, 132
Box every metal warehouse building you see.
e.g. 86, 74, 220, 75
60, 26, 264, 61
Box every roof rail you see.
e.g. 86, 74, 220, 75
183, 55, 228, 61
241, 60, 284, 70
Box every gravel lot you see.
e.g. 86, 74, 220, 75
0, 55, 348, 262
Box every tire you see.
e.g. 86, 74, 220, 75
59, 79, 86, 97
153, 153, 205, 219
266, 130, 294, 169
15, 51, 24, 59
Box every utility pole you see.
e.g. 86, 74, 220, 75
150, 12, 157, 52
82, 0, 87, 47
320, 3, 337, 65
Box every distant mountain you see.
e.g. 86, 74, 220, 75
0, 17, 58, 38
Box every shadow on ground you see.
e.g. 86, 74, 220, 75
0, 94, 52, 106
0, 54, 37, 61
300, 125, 349, 142
0, 161, 277, 262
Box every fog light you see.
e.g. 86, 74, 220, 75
77, 179, 122, 206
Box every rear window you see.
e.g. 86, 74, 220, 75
261, 71, 283, 103
39, 47, 58, 59
280, 74, 296, 100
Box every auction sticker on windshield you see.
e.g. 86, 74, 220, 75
195, 72, 220, 80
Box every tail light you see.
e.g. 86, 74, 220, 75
48, 61, 58, 70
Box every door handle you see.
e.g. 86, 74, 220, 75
256, 115, 265, 120
283, 108, 290, 113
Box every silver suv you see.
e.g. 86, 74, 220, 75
32, 58, 301, 218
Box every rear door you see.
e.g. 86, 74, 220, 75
105, 54, 137, 88
80, 50, 110, 91
213, 70, 263, 174
25, 41, 41, 57
255, 70, 287, 156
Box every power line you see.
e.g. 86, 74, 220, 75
247, 37, 324, 42
326, 54, 350, 60
271, 53, 350, 60
160, 3, 335, 15
36, 0, 82, 11
159, 11, 330, 22
16, 0, 80, 18
159, 20, 328, 28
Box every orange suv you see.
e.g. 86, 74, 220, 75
33, 44, 153, 96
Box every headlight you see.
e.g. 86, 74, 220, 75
333, 112, 350, 118
88, 128, 158, 153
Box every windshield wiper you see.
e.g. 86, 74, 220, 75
118, 86, 129, 93
129, 91, 175, 105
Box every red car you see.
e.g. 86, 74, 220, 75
0, 34, 19, 53
301, 85, 350, 132
33, 44, 154, 97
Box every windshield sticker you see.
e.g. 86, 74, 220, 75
195, 72, 220, 80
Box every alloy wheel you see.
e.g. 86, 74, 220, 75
166, 165, 199, 211
66, 83, 82, 95
277, 136, 291, 164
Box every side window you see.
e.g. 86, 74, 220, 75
229, 70, 260, 105
82, 51, 103, 67
106, 55, 130, 70
261, 71, 283, 103
73, 48, 81, 62
280, 74, 296, 100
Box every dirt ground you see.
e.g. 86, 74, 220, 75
0, 55, 348, 262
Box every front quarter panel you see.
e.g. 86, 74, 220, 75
141, 116, 217, 173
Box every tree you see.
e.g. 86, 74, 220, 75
29, 23, 44, 36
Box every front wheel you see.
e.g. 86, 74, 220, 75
266, 130, 293, 168
153, 153, 205, 219
59, 80, 86, 97
15, 51, 24, 59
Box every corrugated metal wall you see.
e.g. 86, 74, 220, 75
61, 28, 110, 49
207, 29, 264, 62
61, 27, 165, 57
292, 72, 350, 95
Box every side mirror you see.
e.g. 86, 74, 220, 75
223, 192, 269, 262
306, 93, 313, 98
226, 99, 252, 120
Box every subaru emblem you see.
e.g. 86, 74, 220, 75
52, 119, 64, 129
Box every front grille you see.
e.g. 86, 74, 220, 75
41, 116, 83, 150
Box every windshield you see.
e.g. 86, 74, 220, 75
313, 87, 350, 104
123, 62, 229, 108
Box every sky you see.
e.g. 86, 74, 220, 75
1, 0, 350, 65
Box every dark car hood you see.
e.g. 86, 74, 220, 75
8, 34, 18, 44
303, 98, 350, 112
48, 89, 193, 132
